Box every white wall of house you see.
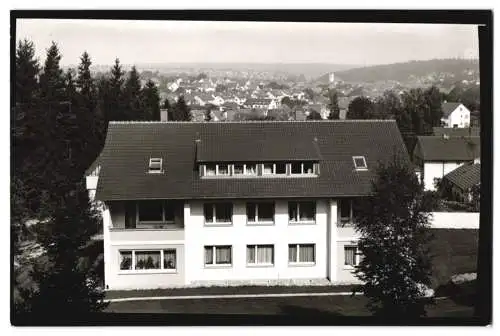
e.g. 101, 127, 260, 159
183, 200, 329, 284
442, 104, 471, 128
423, 162, 464, 190
429, 212, 479, 229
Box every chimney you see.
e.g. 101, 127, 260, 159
160, 109, 169, 121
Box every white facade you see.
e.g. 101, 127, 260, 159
423, 162, 464, 191
441, 103, 471, 128
102, 198, 364, 290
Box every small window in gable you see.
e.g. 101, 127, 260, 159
149, 158, 163, 173
353, 156, 367, 170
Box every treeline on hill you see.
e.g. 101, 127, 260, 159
322, 86, 446, 152
332, 59, 479, 83
12, 39, 179, 319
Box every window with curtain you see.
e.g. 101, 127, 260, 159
275, 163, 287, 174
163, 249, 176, 270
288, 201, 316, 223
288, 244, 315, 263
246, 202, 274, 223
204, 203, 232, 224
233, 163, 244, 175
206, 164, 216, 176
217, 164, 230, 175
135, 251, 161, 270
344, 246, 358, 266
119, 251, 132, 270
204, 246, 232, 266
120, 250, 177, 272
245, 164, 257, 175
247, 245, 274, 265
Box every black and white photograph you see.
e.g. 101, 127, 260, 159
10, 10, 492, 327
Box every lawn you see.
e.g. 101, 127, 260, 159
428, 229, 478, 287
104, 295, 473, 318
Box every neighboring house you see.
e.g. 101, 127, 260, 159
245, 98, 273, 109
91, 120, 409, 290
210, 96, 225, 106
441, 163, 480, 203
441, 102, 471, 128
85, 155, 101, 202
433, 126, 480, 137
413, 135, 480, 191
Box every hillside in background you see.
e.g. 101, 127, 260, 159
319, 59, 479, 83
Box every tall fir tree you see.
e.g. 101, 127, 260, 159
142, 80, 161, 121
15, 39, 40, 105
76, 51, 95, 109
106, 58, 126, 122
123, 66, 143, 120
39, 42, 66, 102
163, 98, 173, 121
327, 89, 340, 119
172, 96, 192, 121
28, 181, 106, 316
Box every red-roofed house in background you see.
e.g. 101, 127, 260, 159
441, 102, 471, 128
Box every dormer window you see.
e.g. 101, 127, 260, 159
353, 156, 367, 170
149, 158, 163, 173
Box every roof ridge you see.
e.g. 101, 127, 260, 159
109, 120, 397, 124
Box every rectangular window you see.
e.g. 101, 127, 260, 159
163, 249, 177, 269
163, 201, 176, 223
291, 162, 302, 174
204, 203, 233, 224
340, 199, 352, 223
262, 163, 274, 175
149, 158, 163, 173
119, 250, 177, 272
247, 245, 274, 265
217, 164, 230, 176
205, 164, 216, 176
344, 246, 359, 267
138, 200, 163, 222
233, 163, 244, 175
246, 202, 274, 224
303, 162, 314, 174
288, 244, 316, 264
289, 201, 316, 223
204, 246, 232, 266
275, 163, 287, 175
244, 164, 257, 176
353, 156, 367, 170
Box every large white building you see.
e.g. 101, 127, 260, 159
92, 120, 410, 290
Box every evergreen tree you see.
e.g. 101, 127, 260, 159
162, 98, 173, 121
142, 80, 161, 121
39, 42, 66, 102
424, 86, 444, 128
76, 51, 95, 108
306, 110, 322, 120
172, 96, 192, 121
327, 89, 340, 119
354, 156, 435, 319
347, 96, 375, 119
205, 106, 212, 121
106, 58, 126, 121
28, 181, 107, 316
123, 66, 143, 120
15, 39, 40, 105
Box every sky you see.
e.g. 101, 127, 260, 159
16, 19, 479, 66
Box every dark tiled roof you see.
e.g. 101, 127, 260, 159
96, 120, 409, 201
441, 102, 463, 118
415, 136, 480, 161
433, 127, 480, 137
443, 163, 480, 191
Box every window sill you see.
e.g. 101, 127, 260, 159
246, 263, 274, 268
204, 222, 233, 227
288, 262, 316, 267
204, 264, 233, 269
288, 221, 316, 225
247, 221, 274, 226
110, 227, 183, 231
118, 269, 177, 275
343, 265, 357, 271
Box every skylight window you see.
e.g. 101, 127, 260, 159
149, 158, 163, 173
353, 156, 367, 170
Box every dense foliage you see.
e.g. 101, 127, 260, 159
13, 40, 162, 319
353, 157, 436, 319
